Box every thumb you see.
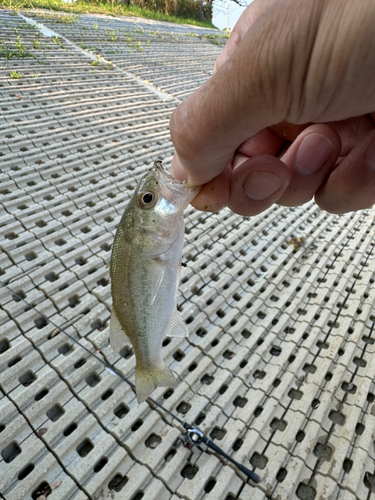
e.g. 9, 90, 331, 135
170, 0, 323, 186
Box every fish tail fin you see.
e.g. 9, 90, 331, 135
135, 365, 177, 404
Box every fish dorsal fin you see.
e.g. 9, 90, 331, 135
167, 309, 188, 337
110, 307, 131, 352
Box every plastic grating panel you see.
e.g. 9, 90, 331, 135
1, 8, 375, 500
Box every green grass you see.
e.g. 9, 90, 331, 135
10, 70, 22, 78
0, 35, 34, 58
0, 0, 216, 28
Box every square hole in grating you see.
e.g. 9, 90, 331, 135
342, 382, 357, 394
253, 370, 266, 380
303, 363, 317, 374
101, 388, 113, 401
219, 384, 228, 394
1, 441, 21, 463
250, 452, 268, 469
76, 439, 93, 457
25, 252, 37, 261
131, 492, 144, 500
254, 406, 263, 417
181, 464, 198, 479
32, 482, 52, 499
12, 290, 26, 302
296, 483, 317, 500
223, 350, 235, 359
288, 388, 303, 400
108, 474, 128, 492
35, 388, 49, 401
176, 401, 191, 414
343, 458, 353, 473
163, 389, 174, 399
232, 438, 243, 451
195, 413, 205, 425
119, 346, 133, 359
145, 434, 161, 449
68, 295, 80, 308
35, 317, 48, 329
45, 272, 58, 282
313, 442, 333, 461
19, 371, 36, 386
58, 343, 73, 356
173, 350, 185, 362
270, 346, 282, 356
0, 339, 10, 353
94, 457, 108, 473
114, 404, 129, 419
63, 422, 77, 437
241, 329, 251, 338
233, 396, 247, 408
55, 238, 66, 247
276, 467, 287, 482
165, 448, 176, 462
270, 418, 287, 432
196, 327, 207, 337
131, 419, 143, 432
329, 410, 346, 426
201, 374, 214, 385
210, 427, 226, 440
86, 372, 101, 387
18, 463, 35, 480
8, 355, 22, 368
47, 404, 65, 422
204, 478, 216, 493
74, 358, 86, 369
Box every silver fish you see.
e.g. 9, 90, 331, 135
110, 161, 198, 403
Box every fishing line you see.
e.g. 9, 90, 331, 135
0, 279, 259, 483
0, 279, 184, 425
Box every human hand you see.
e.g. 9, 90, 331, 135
170, 0, 375, 215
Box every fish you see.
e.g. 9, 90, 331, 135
110, 160, 198, 404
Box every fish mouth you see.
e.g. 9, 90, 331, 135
153, 160, 199, 204
153, 161, 187, 193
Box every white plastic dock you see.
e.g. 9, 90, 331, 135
1, 9, 375, 500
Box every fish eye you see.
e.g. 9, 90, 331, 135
138, 191, 157, 209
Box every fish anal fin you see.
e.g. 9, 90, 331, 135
167, 309, 188, 337
135, 365, 177, 404
110, 307, 131, 352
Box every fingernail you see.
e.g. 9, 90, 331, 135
295, 134, 334, 176
365, 140, 375, 171
243, 172, 283, 201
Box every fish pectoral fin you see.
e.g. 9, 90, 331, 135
110, 307, 131, 352
166, 309, 188, 337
